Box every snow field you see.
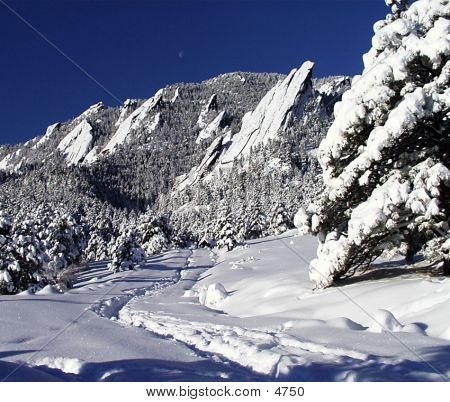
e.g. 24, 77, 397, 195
1, 232, 449, 381
114, 232, 450, 380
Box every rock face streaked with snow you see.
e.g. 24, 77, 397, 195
79, 102, 104, 119
0, 67, 347, 223
103, 89, 163, 154
218, 61, 314, 166
34, 123, 60, 149
172, 61, 348, 199
197, 94, 218, 129
0, 153, 16, 173
176, 131, 231, 192
57, 120, 94, 165
171, 87, 180, 104
195, 111, 225, 144
115, 99, 138, 127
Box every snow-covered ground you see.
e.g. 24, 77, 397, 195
1, 232, 449, 381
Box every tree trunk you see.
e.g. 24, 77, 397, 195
443, 259, 450, 276
405, 246, 415, 265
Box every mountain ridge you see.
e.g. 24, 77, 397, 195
0, 63, 350, 238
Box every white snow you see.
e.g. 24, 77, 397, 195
118, 233, 450, 380
103, 89, 163, 154
367, 309, 405, 333
83, 145, 99, 165
317, 77, 347, 97
195, 111, 225, 144
1, 233, 449, 381
115, 99, 138, 127
197, 94, 217, 129
0, 146, 31, 172
197, 282, 228, 308
171, 88, 180, 104
217, 61, 314, 166
34, 357, 84, 375
57, 120, 94, 165
17, 289, 34, 296
33, 123, 59, 149
80, 102, 104, 119
146, 112, 161, 135
0, 153, 14, 172
35, 284, 61, 295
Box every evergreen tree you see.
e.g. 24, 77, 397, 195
245, 205, 268, 239
198, 230, 213, 248
235, 203, 249, 242
86, 231, 109, 261
46, 210, 86, 279
216, 209, 238, 251
138, 211, 171, 255
298, 0, 450, 288
85, 213, 113, 261
0, 205, 47, 294
269, 203, 292, 235
108, 229, 145, 272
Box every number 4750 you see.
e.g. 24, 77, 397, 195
274, 387, 305, 397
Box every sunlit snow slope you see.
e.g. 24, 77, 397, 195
1, 232, 449, 381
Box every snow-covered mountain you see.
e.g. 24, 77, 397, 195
57, 120, 94, 166
0, 64, 349, 228
174, 61, 315, 192
218, 61, 315, 165
0, 72, 278, 172
102, 89, 164, 155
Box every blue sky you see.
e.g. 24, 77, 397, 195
0, 0, 387, 145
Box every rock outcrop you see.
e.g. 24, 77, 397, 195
57, 120, 94, 165
217, 61, 314, 167
102, 89, 163, 154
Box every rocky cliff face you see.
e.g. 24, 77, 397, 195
172, 61, 349, 195
102, 89, 164, 155
218, 61, 315, 166
57, 120, 94, 166
0, 65, 349, 214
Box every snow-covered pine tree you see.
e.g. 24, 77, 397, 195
245, 205, 268, 239
138, 211, 171, 255
0, 205, 47, 294
85, 213, 113, 261
269, 203, 292, 235
0, 205, 12, 237
85, 231, 108, 262
235, 203, 249, 242
196, 212, 215, 248
216, 209, 238, 251
198, 230, 213, 248
0, 206, 16, 293
297, 0, 450, 288
45, 210, 86, 279
108, 229, 145, 272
